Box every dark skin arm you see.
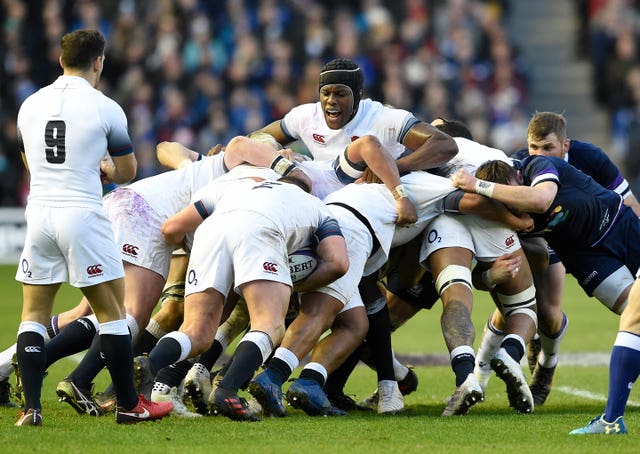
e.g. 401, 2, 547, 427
395, 122, 458, 172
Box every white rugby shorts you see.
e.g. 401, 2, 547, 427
185, 211, 292, 297
103, 188, 174, 279
419, 213, 521, 266
16, 203, 124, 287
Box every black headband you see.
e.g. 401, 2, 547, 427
318, 68, 362, 93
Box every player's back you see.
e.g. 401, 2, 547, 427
18, 75, 130, 207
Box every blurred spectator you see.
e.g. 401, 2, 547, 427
1, 0, 530, 206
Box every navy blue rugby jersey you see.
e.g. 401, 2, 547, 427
519, 155, 623, 248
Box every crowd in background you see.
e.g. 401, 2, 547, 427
3, 0, 527, 207
578, 0, 640, 196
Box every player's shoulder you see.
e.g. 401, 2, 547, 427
567, 139, 607, 163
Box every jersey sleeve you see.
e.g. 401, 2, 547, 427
523, 156, 560, 187
313, 216, 344, 244
280, 104, 312, 142
102, 97, 134, 157
373, 106, 420, 144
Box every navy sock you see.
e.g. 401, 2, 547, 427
196, 340, 223, 371
451, 352, 475, 386
366, 306, 395, 382
155, 359, 193, 388
148, 337, 183, 374
604, 346, 640, 421
68, 335, 106, 390
266, 357, 292, 386
299, 368, 325, 387
17, 331, 46, 410
133, 329, 160, 356
100, 333, 138, 410
502, 337, 525, 362
220, 342, 262, 392
45, 317, 96, 368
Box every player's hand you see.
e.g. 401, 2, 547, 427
100, 155, 115, 184
488, 252, 523, 285
452, 168, 477, 192
394, 197, 418, 226
512, 212, 534, 233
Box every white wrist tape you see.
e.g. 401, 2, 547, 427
270, 155, 297, 176
475, 179, 495, 198
392, 184, 408, 200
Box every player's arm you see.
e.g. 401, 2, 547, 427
346, 137, 418, 226
156, 141, 201, 169
395, 122, 458, 172
102, 152, 137, 184
452, 168, 557, 213
443, 190, 534, 232
250, 120, 292, 147
293, 220, 349, 294
161, 204, 205, 246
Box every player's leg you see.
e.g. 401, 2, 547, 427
570, 278, 639, 435
529, 260, 568, 405
249, 291, 343, 417
14, 283, 59, 425
429, 246, 484, 416
212, 280, 290, 421
287, 304, 368, 417
490, 247, 537, 414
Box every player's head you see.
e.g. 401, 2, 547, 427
60, 29, 106, 86
431, 117, 473, 140
278, 174, 312, 193
318, 58, 364, 129
475, 159, 521, 186
527, 112, 570, 159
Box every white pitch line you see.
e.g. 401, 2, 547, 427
556, 386, 640, 407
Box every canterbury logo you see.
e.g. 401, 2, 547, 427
505, 235, 515, 248
122, 244, 139, 256
263, 262, 278, 273
350, 135, 359, 142
24, 346, 41, 353
87, 264, 103, 276
312, 133, 326, 144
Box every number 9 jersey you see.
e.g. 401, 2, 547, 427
17, 75, 134, 207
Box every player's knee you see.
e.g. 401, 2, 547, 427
435, 264, 472, 296
495, 285, 537, 328
592, 268, 634, 314
159, 281, 185, 306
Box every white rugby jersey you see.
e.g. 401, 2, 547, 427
17, 75, 133, 207
324, 170, 454, 275
433, 137, 513, 178
281, 98, 420, 162
191, 175, 335, 253
125, 155, 279, 220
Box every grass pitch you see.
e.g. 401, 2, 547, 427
0, 265, 638, 452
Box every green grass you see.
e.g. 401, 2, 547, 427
0, 265, 639, 452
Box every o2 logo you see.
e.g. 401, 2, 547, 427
426, 229, 442, 244
21, 259, 32, 278
187, 269, 198, 286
